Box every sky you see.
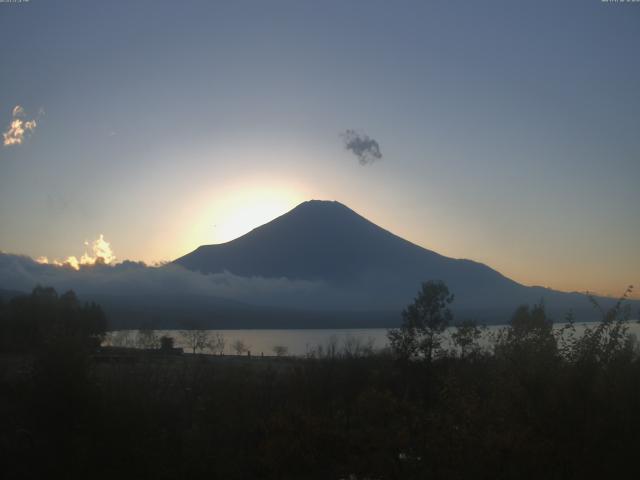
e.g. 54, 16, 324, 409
0, 0, 638, 298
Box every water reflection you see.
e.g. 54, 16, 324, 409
106, 321, 640, 357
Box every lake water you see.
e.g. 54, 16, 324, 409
106, 321, 640, 357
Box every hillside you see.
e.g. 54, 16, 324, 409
175, 200, 622, 321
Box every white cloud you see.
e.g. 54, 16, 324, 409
39, 234, 116, 270
2, 105, 38, 147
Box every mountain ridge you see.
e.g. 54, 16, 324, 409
174, 199, 616, 320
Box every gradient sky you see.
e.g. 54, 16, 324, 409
0, 0, 638, 298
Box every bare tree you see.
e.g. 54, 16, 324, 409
342, 335, 375, 358
208, 332, 226, 355
306, 335, 339, 359
232, 339, 248, 355
181, 329, 210, 355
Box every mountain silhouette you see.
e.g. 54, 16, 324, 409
175, 200, 610, 320
0, 201, 627, 327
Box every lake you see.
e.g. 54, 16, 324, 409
106, 321, 640, 357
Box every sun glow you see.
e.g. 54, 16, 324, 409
186, 181, 306, 248
212, 192, 299, 244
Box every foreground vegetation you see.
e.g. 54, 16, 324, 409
0, 283, 639, 479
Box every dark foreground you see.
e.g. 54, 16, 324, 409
1, 286, 640, 479
2, 344, 640, 479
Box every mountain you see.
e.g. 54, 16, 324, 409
175, 200, 619, 322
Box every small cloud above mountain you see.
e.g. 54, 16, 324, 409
341, 129, 382, 166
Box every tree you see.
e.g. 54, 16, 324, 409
510, 303, 553, 340
568, 285, 636, 365
342, 335, 375, 358
181, 328, 210, 355
160, 335, 175, 351
494, 302, 556, 360
232, 339, 248, 355
0, 286, 106, 353
451, 319, 483, 359
388, 280, 454, 361
208, 332, 226, 355
136, 325, 159, 349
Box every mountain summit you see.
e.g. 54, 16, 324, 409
177, 199, 453, 282
175, 200, 504, 286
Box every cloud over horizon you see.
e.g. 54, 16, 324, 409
0, 252, 326, 308
36, 234, 116, 270
341, 129, 383, 166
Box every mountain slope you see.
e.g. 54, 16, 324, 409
175, 200, 607, 319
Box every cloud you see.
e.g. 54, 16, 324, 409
84, 234, 116, 265
341, 129, 383, 166
0, 233, 328, 307
0, 252, 326, 308
12, 105, 25, 117
35, 234, 116, 270
0, 236, 388, 312
3, 105, 38, 147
